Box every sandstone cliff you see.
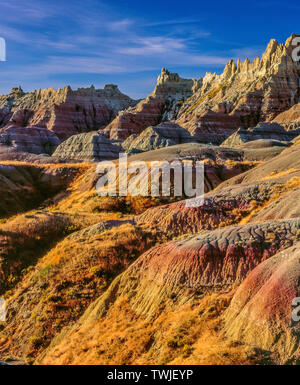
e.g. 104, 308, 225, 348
104, 35, 300, 144
0, 85, 137, 141
176, 34, 300, 143
104, 68, 196, 140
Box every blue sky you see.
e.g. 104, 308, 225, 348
0, 0, 298, 98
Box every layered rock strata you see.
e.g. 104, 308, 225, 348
105, 69, 196, 140
221, 122, 300, 148
176, 35, 300, 142
224, 243, 300, 363
0, 85, 136, 141
52, 132, 120, 161
122, 122, 194, 154
0, 124, 60, 155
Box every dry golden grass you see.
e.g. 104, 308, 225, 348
239, 175, 300, 225
225, 159, 262, 168
51, 163, 179, 216
0, 222, 158, 362
261, 168, 299, 180
285, 176, 300, 190
40, 223, 153, 267
39, 291, 272, 365
0, 208, 107, 293
1, 210, 102, 240
0, 160, 93, 170
0, 154, 288, 364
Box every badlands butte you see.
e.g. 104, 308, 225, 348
0, 34, 299, 365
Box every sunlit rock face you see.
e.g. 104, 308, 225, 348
105, 35, 300, 145
176, 34, 300, 143
104, 68, 196, 140
0, 84, 137, 141
273, 101, 300, 130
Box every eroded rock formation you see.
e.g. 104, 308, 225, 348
224, 243, 300, 363
136, 140, 300, 234
35, 219, 299, 365
221, 122, 300, 148
83, 218, 299, 319
105, 69, 196, 140
273, 101, 300, 130
0, 85, 137, 141
176, 35, 300, 143
122, 122, 193, 154
0, 124, 60, 155
104, 35, 300, 145
52, 132, 120, 161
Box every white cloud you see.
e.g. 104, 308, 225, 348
0, 2, 235, 96
118, 37, 186, 55
0, 0, 57, 22
107, 19, 134, 31
0, 24, 32, 44
144, 19, 202, 27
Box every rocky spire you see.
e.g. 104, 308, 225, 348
9, 86, 24, 98
156, 68, 180, 85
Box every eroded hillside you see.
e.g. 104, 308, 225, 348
0, 35, 299, 366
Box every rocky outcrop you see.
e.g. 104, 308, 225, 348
0, 124, 60, 155
136, 181, 274, 235
176, 35, 300, 142
106, 35, 300, 144
0, 85, 137, 141
221, 122, 300, 148
224, 243, 300, 363
122, 122, 193, 154
105, 69, 196, 140
52, 132, 120, 161
179, 110, 240, 144
218, 138, 300, 188
82, 218, 299, 320
273, 102, 300, 130
136, 140, 300, 235
35, 219, 299, 365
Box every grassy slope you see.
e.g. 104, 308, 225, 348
0, 143, 299, 364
